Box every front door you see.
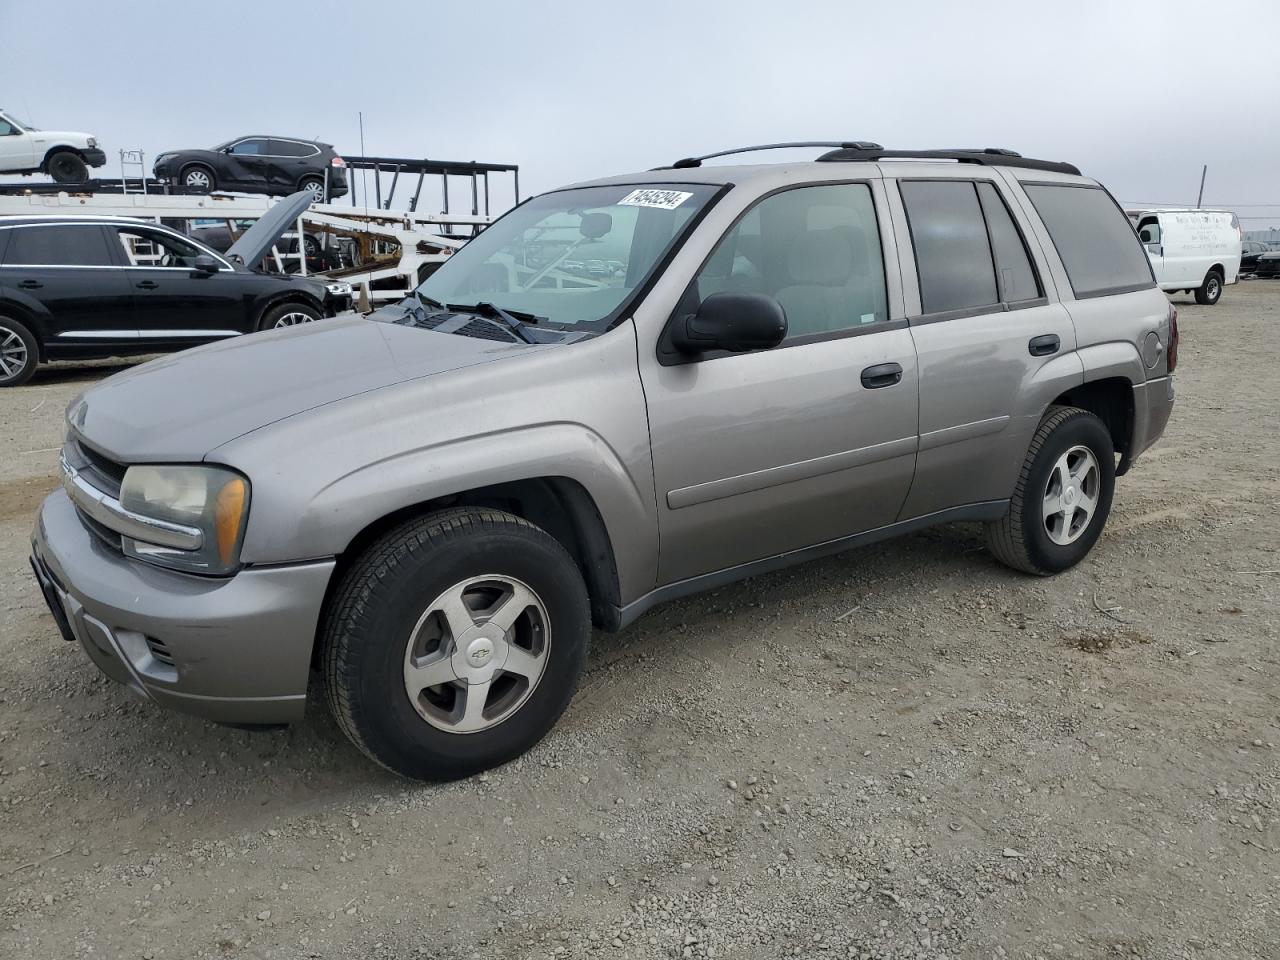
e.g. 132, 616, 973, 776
0, 223, 135, 348
0, 114, 35, 170
1136, 215, 1166, 284
107, 225, 246, 344
639, 181, 919, 585
221, 138, 271, 191
890, 175, 1078, 519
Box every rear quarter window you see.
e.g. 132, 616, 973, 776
1024, 183, 1155, 298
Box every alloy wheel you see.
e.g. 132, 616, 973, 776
402, 575, 551, 734
273, 311, 316, 328
185, 169, 211, 190
0, 325, 30, 381
1042, 444, 1101, 545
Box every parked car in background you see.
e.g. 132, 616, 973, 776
0, 193, 352, 386
186, 218, 361, 274
0, 109, 106, 184
153, 136, 348, 201
1254, 249, 1280, 279
1240, 240, 1274, 275
28, 143, 1177, 780
1129, 208, 1242, 304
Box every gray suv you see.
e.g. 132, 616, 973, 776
29, 142, 1178, 780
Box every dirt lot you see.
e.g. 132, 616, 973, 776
1, 284, 1277, 960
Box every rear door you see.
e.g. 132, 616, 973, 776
639, 180, 920, 584
890, 175, 1078, 519
266, 139, 320, 193
0, 223, 135, 347
107, 225, 248, 344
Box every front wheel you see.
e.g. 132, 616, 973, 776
181, 165, 215, 194
46, 150, 88, 184
986, 406, 1116, 575
322, 508, 590, 780
1194, 270, 1223, 305
257, 302, 320, 331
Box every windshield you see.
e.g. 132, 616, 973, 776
3, 113, 35, 131
415, 183, 720, 331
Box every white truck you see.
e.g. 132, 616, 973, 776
0, 109, 106, 184
1129, 208, 1242, 306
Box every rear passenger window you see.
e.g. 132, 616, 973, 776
900, 181, 998, 314
3, 225, 114, 267
1024, 184, 1155, 298
976, 182, 1042, 303
269, 139, 318, 158
693, 183, 888, 341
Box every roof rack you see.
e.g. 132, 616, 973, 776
816, 146, 1080, 176
658, 141, 885, 170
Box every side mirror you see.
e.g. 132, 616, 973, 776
192, 254, 220, 275
671, 292, 787, 355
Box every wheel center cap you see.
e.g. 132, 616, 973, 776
1064, 486, 1077, 505
465, 637, 495, 667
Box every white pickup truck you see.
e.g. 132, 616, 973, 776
0, 109, 106, 184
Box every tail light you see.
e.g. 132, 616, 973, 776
1167, 306, 1179, 373
330, 156, 346, 168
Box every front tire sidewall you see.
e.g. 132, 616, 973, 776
47, 151, 88, 184
327, 518, 590, 780
1019, 414, 1115, 573
1196, 272, 1222, 305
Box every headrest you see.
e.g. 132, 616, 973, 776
787, 228, 856, 286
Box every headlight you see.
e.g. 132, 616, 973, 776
118, 465, 250, 575
87, 137, 98, 148
326, 281, 353, 297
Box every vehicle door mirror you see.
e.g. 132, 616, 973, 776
671, 292, 787, 355
192, 254, 220, 275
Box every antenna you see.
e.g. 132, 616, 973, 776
1196, 164, 1207, 209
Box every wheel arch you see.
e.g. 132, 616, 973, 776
0, 298, 48, 360
321, 476, 623, 642
1048, 376, 1136, 474
254, 290, 324, 327
39, 144, 86, 168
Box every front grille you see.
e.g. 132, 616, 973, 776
69, 435, 127, 498
76, 508, 124, 553
145, 637, 175, 667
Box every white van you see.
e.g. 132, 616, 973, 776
1128, 208, 1242, 306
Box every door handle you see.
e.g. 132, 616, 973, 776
16, 279, 42, 289
860, 362, 903, 389
135, 280, 160, 290
1028, 334, 1060, 357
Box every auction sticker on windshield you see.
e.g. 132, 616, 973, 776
618, 189, 693, 210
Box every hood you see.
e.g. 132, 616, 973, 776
225, 190, 314, 266
67, 315, 538, 462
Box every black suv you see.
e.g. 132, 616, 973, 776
0, 215, 348, 386
152, 136, 349, 201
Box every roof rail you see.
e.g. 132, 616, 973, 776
816, 146, 1081, 176
656, 141, 885, 170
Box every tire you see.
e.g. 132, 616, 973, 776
299, 176, 325, 202
46, 150, 88, 185
0, 315, 39, 387
1194, 270, 1223, 305
985, 406, 1116, 575
181, 165, 215, 194
256, 301, 321, 331
321, 507, 591, 780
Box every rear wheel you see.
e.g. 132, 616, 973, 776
46, 150, 88, 184
986, 406, 1115, 575
1194, 269, 1223, 305
321, 507, 590, 780
257, 302, 320, 331
300, 176, 325, 202
0, 316, 38, 387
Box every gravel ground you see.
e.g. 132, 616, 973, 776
0, 285, 1277, 960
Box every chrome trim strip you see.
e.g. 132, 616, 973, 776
667, 435, 919, 510
59, 453, 203, 551
917, 415, 1011, 453
57, 330, 139, 338
57, 329, 240, 339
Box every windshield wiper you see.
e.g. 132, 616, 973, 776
447, 301, 544, 344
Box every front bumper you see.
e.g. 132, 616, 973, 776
30, 489, 334, 725
83, 148, 107, 168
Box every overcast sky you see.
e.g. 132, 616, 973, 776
2, 0, 1277, 227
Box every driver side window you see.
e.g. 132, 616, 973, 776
115, 228, 205, 269
227, 139, 266, 156
1137, 218, 1161, 245
0, 119, 16, 136
692, 183, 888, 341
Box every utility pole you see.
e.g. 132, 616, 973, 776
1196, 164, 1207, 208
